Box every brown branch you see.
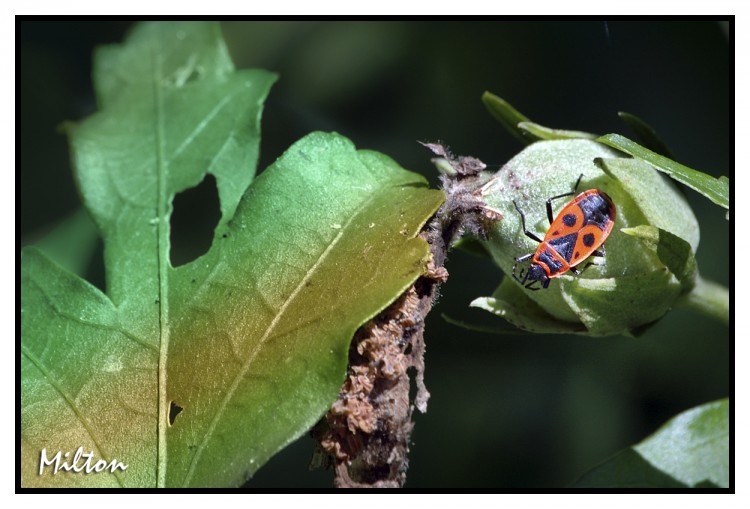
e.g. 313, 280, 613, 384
311, 143, 495, 488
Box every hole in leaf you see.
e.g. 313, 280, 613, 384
168, 401, 184, 426
170, 174, 220, 267
183, 67, 202, 84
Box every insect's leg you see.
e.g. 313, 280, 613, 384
569, 264, 595, 276
512, 253, 534, 284
515, 253, 534, 263
513, 201, 543, 243
545, 174, 585, 224
512, 255, 529, 283
574, 255, 607, 276
569, 245, 608, 277
583, 248, 606, 270
574, 262, 597, 275
572, 173, 584, 192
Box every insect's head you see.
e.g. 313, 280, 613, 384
512, 261, 550, 291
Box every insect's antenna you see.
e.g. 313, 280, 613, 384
526, 280, 541, 291
512, 261, 525, 284
513, 252, 535, 286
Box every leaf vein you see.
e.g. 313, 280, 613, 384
170, 93, 235, 161
182, 193, 376, 486
28, 276, 157, 352
21, 344, 126, 487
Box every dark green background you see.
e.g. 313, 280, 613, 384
20, 20, 730, 488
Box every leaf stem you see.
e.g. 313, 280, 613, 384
677, 275, 729, 326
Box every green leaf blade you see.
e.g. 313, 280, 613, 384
470, 278, 587, 335
481, 91, 534, 144
167, 132, 443, 487
93, 22, 235, 109
69, 22, 275, 487
621, 225, 697, 293
72, 33, 275, 311
617, 111, 674, 159
571, 399, 729, 488
517, 121, 597, 141
635, 399, 729, 488
31, 209, 100, 278
21, 248, 158, 488
598, 133, 729, 210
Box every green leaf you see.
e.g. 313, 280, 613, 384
517, 121, 598, 141
166, 133, 442, 488
594, 157, 700, 252
482, 92, 598, 144
32, 209, 100, 278
442, 313, 533, 335
621, 225, 697, 293
481, 91, 533, 144
470, 278, 587, 335
93, 22, 235, 111
597, 133, 729, 211
21, 21, 444, 488
571, 399, 728, 488
560, 271, 683, 337
617, 111, 674, 159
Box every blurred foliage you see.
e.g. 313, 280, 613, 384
21, 20, 729, 489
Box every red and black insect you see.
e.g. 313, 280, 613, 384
512, 175, 616, 291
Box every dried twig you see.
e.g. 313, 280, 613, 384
311, 143, 497, 488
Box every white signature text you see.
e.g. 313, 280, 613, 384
39, 447, 128, 475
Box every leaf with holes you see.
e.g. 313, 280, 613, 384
21, 22, 444, 488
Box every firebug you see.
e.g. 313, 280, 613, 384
512, 174, 616, 290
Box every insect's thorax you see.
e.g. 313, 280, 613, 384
532, 244, 570, 278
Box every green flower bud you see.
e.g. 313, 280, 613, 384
471, 139, 700, 337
